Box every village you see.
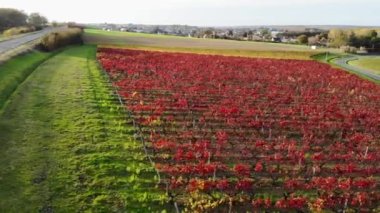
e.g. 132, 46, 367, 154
97, 23, 329, 47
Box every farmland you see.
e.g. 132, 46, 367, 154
98, 48, 380, 212
1, 0, 380, 211
0, 29, 378, 212
349, 57, 380, 75
84, 29, 322, 60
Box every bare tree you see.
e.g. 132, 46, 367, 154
28, 13, 48, 29
0, 8, 28, 32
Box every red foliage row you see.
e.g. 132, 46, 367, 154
98, 48, 380, 211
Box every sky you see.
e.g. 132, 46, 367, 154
1, 0, 379, 26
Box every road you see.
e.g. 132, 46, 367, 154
333, 55, 380, 81
0, 27, 61, 55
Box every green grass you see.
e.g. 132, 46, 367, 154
0, 50, 55, 110
349, 57, 380, 75
311, 52, 345, 63
0, 45, 168, 212
84, 28, 322, 60
312, 52, 380, 84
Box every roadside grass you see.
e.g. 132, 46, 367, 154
0, 50, 55, 110
0, 45, 168, 212
311, 52, 350, 69
312, 52, 380, 85
311, 52, 345, 63
0, 31, 34, 42
349, 57, 380, 75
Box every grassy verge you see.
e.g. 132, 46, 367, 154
312, 52, 380, 84
348, 57, 380, 75
0, 30, 37, 42
311, 52, 345, 63
0, 50, 55, 110
0, 45, 167, 212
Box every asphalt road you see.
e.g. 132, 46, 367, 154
333, 55, 380, 81
0, 27, 61, 55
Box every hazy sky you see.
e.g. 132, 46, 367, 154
1, 0, 379, 26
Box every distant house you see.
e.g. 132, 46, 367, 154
281, 37, 290, 43
357, 46, 368, 54
120, 28, 127, 32
251, 35, 263, 41
281, 36, 297, 43
271, 31, 281, 38
130, 29, 143, 33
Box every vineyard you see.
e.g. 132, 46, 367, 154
98, 48, 380, 212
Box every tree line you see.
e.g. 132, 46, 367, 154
328, 29, 380, 51
294, 28, 380, 52
0, 8, 48, 32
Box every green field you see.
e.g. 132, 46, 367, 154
0, 46, 166, 212
349, 57, 380, 75
84, 29, 322, 60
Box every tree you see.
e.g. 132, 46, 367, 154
370, 37, 380, 51
328, 29, 348, 47
348, 31, 359, 47
0, 8, 28, 32
369, 30, 378, 38
28, 13, 48, 28
51, 21, 59, 27
226, 29, 234, 37
260, 28, 270, 36
308, 36, 319, 45
297, 34, 308, 44
353, 29, 377, 38
203, 29, 214, 38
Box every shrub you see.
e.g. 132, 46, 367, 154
39, 28, 83, 51
3, 26, 36, 36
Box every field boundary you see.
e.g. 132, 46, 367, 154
98, 44, 316, 60
94, 47, 181, 212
